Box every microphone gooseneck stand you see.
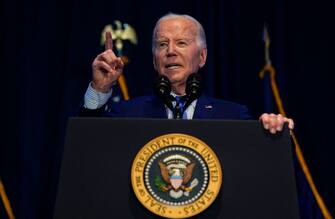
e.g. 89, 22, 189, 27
154, 73, 202, 119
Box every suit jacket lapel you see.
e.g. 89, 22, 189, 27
193, 95, 215, 119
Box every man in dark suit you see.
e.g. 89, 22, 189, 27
80, 13, 294, 133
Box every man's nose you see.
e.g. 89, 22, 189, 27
167, 44, 177, 56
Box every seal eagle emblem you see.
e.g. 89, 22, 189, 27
158, 154, 196, 199
131, 133, 222, 218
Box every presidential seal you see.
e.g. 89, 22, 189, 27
131, 133, 222, 218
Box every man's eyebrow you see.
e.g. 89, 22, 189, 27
155, 36, 193, 42
156, 38, 167, 41
176, 38, 193, 43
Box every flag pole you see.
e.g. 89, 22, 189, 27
118, 56, 130, 100
0, 178, 15, 219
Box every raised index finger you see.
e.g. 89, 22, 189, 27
105, 31, 113, 51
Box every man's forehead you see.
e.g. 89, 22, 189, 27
155, 18, 197, 38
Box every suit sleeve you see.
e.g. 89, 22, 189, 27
240, 105, 253, 120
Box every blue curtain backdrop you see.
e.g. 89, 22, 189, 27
1, 0, 334, 218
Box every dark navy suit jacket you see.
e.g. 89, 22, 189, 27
79, 94, 252, 120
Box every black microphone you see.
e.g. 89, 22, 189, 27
154, 75, 174, 111
184, 73, 202, 109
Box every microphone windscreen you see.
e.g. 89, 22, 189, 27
154, 75, 171, 98
186, 73, 202, 98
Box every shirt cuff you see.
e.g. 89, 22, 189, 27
84, 82, 113, 109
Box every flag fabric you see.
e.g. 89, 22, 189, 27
259, 26, 332, 219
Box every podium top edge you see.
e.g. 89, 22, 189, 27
67, 117, 260, 124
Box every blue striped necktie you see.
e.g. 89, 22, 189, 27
174, 96, 186, 119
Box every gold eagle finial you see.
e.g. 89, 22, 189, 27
100, 20, 137, 54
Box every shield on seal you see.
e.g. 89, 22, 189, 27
170, 175, 183, 189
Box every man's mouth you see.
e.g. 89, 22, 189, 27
165, 63, 182, 70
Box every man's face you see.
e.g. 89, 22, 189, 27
153, 18, 207, 89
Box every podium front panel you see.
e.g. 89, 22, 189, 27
54, 118, 299, 219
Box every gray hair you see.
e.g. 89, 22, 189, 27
152, 13, 207, 52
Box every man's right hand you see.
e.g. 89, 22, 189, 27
91, 32, 124, 93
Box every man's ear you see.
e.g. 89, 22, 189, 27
199, 48, 207, 68
153, 55, 157, 70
